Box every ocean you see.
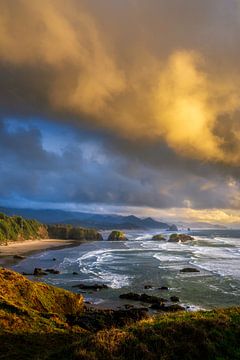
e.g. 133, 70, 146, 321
12, 229, 240, 310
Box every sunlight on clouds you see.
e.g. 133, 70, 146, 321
0, 0, 240, 167
133, 207, 240, 225
154, 51, 240, 163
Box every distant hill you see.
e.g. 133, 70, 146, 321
178, 221, 228, 229
0, 207, 171, 230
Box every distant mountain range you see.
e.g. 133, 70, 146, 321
0, 207, 172, 230
178, 221, 228, 229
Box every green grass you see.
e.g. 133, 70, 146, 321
0, 268, 240, 360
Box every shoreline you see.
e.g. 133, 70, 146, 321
0, 238, 86, 267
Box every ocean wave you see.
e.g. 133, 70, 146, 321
60, 248, 134, 288
190, 259, 240, 280
213, 237, 240, 246
153, 253, 186, 263
191, 246, 240, 260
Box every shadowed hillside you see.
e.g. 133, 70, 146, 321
0, 207, 171, 230
0, 268, 240, 360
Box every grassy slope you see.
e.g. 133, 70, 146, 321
0, 268, 240, 360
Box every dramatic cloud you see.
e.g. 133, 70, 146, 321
1, 0, 240, 222
0, 0, 240, 164
1, 119, 240, 214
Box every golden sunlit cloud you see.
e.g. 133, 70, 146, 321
127, 206, 240, 226
0, 0, 240, 166
154, 51, 236, 162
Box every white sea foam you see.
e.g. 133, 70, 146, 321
50, 231, 240, 306
213, 237, 240, 246
153, 253, 186, 263
190, 259, 240, 279
62, 248, 134, 288
192, 246, 240, 260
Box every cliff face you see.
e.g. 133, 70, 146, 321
47, 224, 103, 240
0, 213, 48, 245
0, 212, 103, 244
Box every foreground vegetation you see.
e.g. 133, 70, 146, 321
0, 268, 239, 360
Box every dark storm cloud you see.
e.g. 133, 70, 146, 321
0, 119, 239, 210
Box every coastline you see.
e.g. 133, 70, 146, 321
0, 238, 85, 267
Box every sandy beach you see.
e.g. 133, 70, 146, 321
0, 239, 76, 266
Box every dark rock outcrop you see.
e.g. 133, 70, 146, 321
144, 285, 153, 289
72, 283, 109, 291
45, 269, 60, 274
33, 268, 47, 276
169, 234, 194, 243
108, 231, 128, 241
151, 303, 185, 312
159, 286, 169, 290
23, 268, 60, 276
166, 304, 185, 312
170, 296, 180, 302
119, 293, 167, 304
180, 268, 200, 273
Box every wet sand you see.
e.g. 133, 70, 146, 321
0, 239, 80, 266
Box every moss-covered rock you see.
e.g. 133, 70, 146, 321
169, 233, 194, 243
152, 234, 166, 241
108, 231, 128, 241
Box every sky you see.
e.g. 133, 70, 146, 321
1, 0, 240, 225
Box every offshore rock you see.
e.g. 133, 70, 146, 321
180, 267, 200, 273
108, 231, 128, 241
119, 293, 167, 304
33, 268, 47, 276
72, 283, 109, 291
169, 234, 194, 243
152, 234, 166, 241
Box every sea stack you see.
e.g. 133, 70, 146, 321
108, 231, 128, 241
168, 234, 194, 243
